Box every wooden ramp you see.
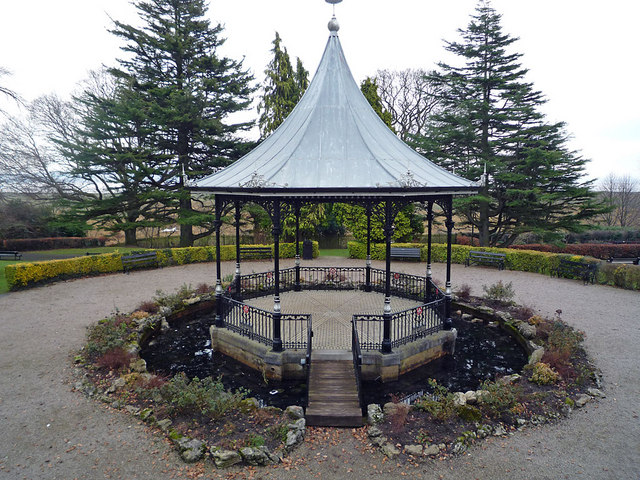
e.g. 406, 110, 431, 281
305, 350, 363, 427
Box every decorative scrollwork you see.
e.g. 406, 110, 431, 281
239, 172, 288, 188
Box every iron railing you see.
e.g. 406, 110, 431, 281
299, 266, 365, 290
369, 268, 443, 302
351, 319, 364, 411
352, 297, 445, 350
281, 313, 312, 350
221, 296, 274, 347
220, 296, 312, 350
224, 266, 445, 351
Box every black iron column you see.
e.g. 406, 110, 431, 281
382, 201, 393, 353
272, 200, 283, 352
234, 201, 242, 300
444, 197, 454, 330
426, 201, 434, 302
294, 202, 301, 291
214, 198, 224, 328
365, 203, 372, 292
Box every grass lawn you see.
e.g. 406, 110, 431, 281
0, 260, 18, 294
319, 248, 350, 257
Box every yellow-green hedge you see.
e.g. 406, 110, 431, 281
5, 242, 319, 291
347, 241, 639, 291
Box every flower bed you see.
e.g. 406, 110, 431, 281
366, 295, 602, 460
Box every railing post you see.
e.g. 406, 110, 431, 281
426, 201, 433, 302
365, 203, 372, 292
214, 198, 224, 328
235, 201, 242, 301
272, 200, 283, 352
382, 201, 393, 353
444, 197, 454, 331
294, 202, 302, 292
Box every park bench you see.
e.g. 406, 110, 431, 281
553, 258, 597, 285
465, 250, 506, 270
390, 247, 421, 261
0, 250, 22, 260
239, 246, 272, 260
121, 251, 159, 272
607, 256, 639, 265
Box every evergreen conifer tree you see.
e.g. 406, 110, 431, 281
258, 32, 309, 138
109, 0, 255, 247
416, 0, 601, 246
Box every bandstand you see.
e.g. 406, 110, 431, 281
190, 2, 477, 425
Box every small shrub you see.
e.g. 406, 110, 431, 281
86, 316, 132, 356
157, 373, 246, 418
153, 285, 194, 310
541, 349, 575, 381
513, 304, 536, 320
527, 315, 545, 326
478, 380, 521, 419
456, 404, 482, 423
267, 423, 289, 443
130, 310, 149, 321
482, 280, 515, 304
195, 283, 212, 295
414, 379, 456, 422
244, 434, 265, 448
530, 362, 559, 385
136, 300, 159, 314
96, 347, 134, 371
456, 283, 472, 300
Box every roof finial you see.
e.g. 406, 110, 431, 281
326, 0, 342, 34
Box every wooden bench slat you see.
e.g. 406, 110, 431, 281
239, 246, 272, 259
553, 258, 597, 285
121, 252, 158, 272
465, 250, 506, 270
390, 247, 421, 261
0, 250, 23, 260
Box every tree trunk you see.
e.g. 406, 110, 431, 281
124, 227, 137, 246
179, 196, 194, 247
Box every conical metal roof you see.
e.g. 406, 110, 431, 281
193, 19, 477, 198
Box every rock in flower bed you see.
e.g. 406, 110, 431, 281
72, 284, 306, 468
366, 293, 603, 461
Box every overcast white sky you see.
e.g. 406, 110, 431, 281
1, 0, 638, 182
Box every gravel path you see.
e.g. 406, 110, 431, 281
0, 258, 638, 480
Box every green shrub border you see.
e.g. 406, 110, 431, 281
347, 241, 640, 291
5, 242, 319, 291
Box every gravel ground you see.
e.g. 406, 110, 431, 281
0, 257, 638, 480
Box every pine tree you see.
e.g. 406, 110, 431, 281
416, 0, 601, 246
258, 32, 309, 138
110, 0, 255, 247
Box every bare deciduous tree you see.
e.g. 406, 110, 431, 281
598, 173, 640, 227
374, 69, 442, 141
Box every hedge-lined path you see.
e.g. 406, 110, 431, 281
0, 257, 638, 480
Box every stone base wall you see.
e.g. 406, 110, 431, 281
211, 325, 456, 383
209, 326, 306, 381
361, 329, 457, 383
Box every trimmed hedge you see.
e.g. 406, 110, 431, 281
1, 236, 107, 251
5, 241, 319, 291
347, 241, 639, 291
511, 243, 640, 259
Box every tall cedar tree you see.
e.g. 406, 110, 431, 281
416, 0, 601, 246
58, 81, 171, 245
110, 0, 255, 247
258, 32, 309, 138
